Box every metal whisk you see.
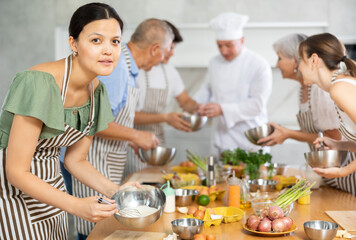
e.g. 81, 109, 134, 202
97, 197, 141, 217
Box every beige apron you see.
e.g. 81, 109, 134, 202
124, 64, 169, 179
323, 74, 356, 196
296, 85, 319, 151
73, 45, 139, 235
0, 55, 95, 240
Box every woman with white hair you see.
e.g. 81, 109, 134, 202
258, 33, 341, 150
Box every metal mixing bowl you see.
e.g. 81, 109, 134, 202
304, 150, 348, 168
244, 124, 274, 145
171, 218, 204, 239
304, 220, 338, 240
248, 179, 277, 192
182, 114, 208, 131
175, 189, 199, 207
111, 185, 166, 229
139, 146, 176, 166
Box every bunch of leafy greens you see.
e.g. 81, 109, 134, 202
222, 148, 272, 180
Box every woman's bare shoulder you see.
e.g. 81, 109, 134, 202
28, 59, 65, 79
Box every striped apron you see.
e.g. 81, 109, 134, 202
323, 76, 356, 196
296, 85, 319, 151
124, 64, 169, 179
0, 55, 95, 240
73, 45, 139, 236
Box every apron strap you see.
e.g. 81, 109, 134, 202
62, 54, 95, 134
121, 45, 131, 72
61, 55, 72, 103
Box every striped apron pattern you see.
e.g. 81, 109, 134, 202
124, 64, 169, 179
296, 85, 319, 151
0, 55, 95, 240
73, 45, 139, 236
323, 75, 356, 196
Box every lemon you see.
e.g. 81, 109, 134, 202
198, 195, 210, 206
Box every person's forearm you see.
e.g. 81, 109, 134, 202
286, 129, 318, 144
96, 122, 138, 142
338, 141, 356, 152
134, 112, 167, 125
65, 159, 119, 198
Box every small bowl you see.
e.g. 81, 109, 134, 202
111, 185, 166, 229
248, 179, 277, 192
175, 189, 199, 207
139, 146, 176, 166
171, 218, 204, 239
171, 178, 196, 189
304, 150, 348, 168
304, 220, 338, 240
182, 114, 208, 131
244, 124, 274, 145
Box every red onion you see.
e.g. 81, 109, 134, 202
268, 206, 284, 220
280, 217, 293, 230
247, 215, 260, 231
260, 208, 269, 219
258, 220, 272, 232
260, 217, 271, 223
272, 219, 286, 232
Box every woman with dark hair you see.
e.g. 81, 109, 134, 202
0, 3, 139, 239
259, 33, 340, 150
298, 32, 356, 196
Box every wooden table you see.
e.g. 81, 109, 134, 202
88, 167, 356, 240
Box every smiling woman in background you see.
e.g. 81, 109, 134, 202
298, 32, 356, 196
0, 3, 139, 239
259, 33, 341, 150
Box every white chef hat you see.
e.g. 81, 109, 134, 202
209, 12, 249, 40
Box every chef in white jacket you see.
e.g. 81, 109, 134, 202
195, 12, 272, 154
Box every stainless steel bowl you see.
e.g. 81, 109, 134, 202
248, 179, 277, 192
175, 189, 199, 207
304, 150, 348, 168
182, 114, 208, 131
171, 218, 204, 239
244, 124, 274, 145
304, 220, 338, 240
111, 185, 166, 229
139, 146, 176, 166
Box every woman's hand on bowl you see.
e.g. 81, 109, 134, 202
165, 112, 192, 132
313, 137, 338, 150
313, 166, 348, 178
75, 196, 118, 223
257, 123, 288, 146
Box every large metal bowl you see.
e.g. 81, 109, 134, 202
111, 185, 166, 229
175, 189, 199, 207
139, 146, 176, 166
304, 220, 338, 240
244, 124, 274, 145
248, 179, 278, 192
304, 150, 348, 168
182, 114, 208, 132
171, 218, 204, 239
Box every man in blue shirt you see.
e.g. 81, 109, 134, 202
73, 19, 174, 239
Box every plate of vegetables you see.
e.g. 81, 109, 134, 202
243, 223, 297, 236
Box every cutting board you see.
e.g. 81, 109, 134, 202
325, 211, 356, 231
126, 173, 164, 183
104, 230, 166, 240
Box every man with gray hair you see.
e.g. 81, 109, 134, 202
72, 18, 174, 239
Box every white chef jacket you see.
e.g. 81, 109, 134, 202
136, 63, 185, 111
194, 47, 272, 152
300, 84, 339, 131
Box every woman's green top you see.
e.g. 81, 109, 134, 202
0, 70, 114, 149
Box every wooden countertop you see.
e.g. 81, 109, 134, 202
88, 167, 356, 240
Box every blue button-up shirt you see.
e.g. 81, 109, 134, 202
98, 43, 139, 117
